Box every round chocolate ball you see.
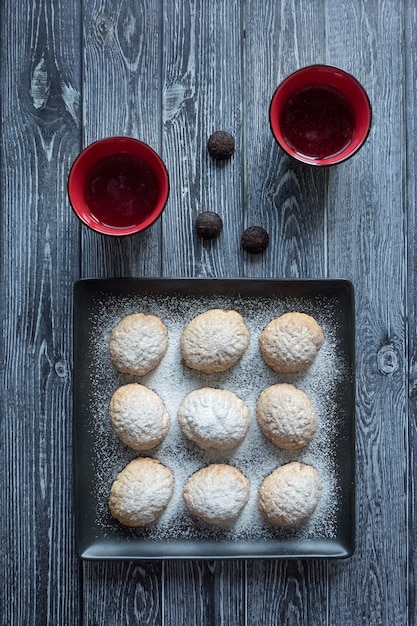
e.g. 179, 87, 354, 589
207, 131, 235, 160
241, 226, 269, 254
195, 211, 223, 239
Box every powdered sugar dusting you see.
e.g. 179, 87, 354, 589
83, 288, 350, 547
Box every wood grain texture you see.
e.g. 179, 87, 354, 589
83, 561, 162, 626
161, 0, 244, 279
0, 0, 81, 624
246, 560, 328, 626
243, 0, 327, 280
80, 1, 165, 623
160, 2, 245, 622
405, 2, 417, 626
325, 2, 407, 625
244, 2, 329, 625
81, 0, 164, 279
163, 560, 245, 626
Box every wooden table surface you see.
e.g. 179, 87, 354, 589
1, 0, 414, 624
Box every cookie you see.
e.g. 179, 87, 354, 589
109, 383, 170, 450
256, 383, 318, 450
177, 387, 250, 451
180, 309, 249, 373
109, 457, 174, 527
259, 312, 324, 373
109, 313, 168, 376
183, 464, 250, 524
258, 462, 322, 526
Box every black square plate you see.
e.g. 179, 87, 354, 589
73, 278, 355, 559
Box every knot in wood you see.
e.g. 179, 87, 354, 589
377, 344, 398, 375
30, 55, 50, 110
55, 361, 68, 378
96, 13, 111, 41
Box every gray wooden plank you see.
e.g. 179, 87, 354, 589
243, 0, 327, 280
0, 0, 81, 624
163, 560, 245, 626
405, 3, 417, 625
161, 0, 243, 279
160, 1, 245, 624
79, 1, 165, 623
246, 560, 328, 626
80, 0, 165, 279
325, 1, 408, 625
244, 1, 329, 623
83, 561, 163, 625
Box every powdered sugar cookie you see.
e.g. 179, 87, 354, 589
256, 383, 318, 450
109, 313, 168, 376
259, 311, 324, 373
109, 383, 170, 450
177, 387, 250, 451
180, 308, 249, 373
183, 464, 250, 524
258, 462, 322, 527
109, 457, 174, 527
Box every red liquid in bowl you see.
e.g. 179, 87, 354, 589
84, 153, 160, 228
280, 84, 355, 159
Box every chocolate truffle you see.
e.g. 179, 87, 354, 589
207, 131, 235, 160
195, 211, 223, 239
241, 226, 269, 254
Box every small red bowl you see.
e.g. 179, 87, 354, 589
269, 65, 372, 166
68, 136, 170, 236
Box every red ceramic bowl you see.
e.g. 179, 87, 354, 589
269, 65, 372, 166
68, 137, 170, 235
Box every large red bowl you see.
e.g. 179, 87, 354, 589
269, 65, 372, 166
68, 136, 170, 236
